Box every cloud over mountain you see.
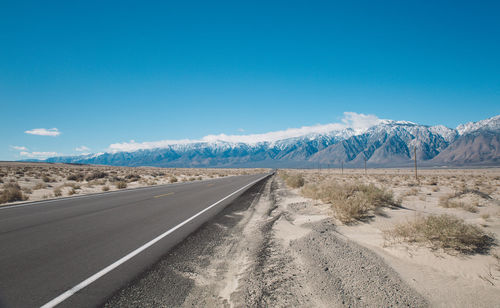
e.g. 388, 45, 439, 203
108, 112, 382, 152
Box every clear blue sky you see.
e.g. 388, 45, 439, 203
1, 0, 499, 160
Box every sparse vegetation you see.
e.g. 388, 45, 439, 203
385, 214, 494, 254
301, 181, 394, 223
85, 171, 109, 181
281, 173, 305, 188
439, 195, 479, 213
116, 181, 127, 189
0, 183, 27, 203
54, 187, 62, 197
67, 173, 85, 182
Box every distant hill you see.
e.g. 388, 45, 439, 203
33, 115, 500, 168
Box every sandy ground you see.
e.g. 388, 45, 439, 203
106, 175, 426, 307
283, 168, 500, 307
0, 162, 267, 205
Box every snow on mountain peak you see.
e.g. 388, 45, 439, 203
456, 115, 500, 135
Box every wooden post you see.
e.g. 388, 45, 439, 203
414, 147, 418, 181
364, 156, 367, 176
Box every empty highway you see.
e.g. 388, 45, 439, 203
0, 172, 270, 308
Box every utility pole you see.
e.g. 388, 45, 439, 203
414, 146, 418, 181
341, 161, 344, 175
364, 155, 367, 176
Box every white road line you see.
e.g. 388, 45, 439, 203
40, 174, 269, 308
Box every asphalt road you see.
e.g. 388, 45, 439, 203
0, 173, 270, 308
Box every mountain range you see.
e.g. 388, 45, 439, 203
39, 115, 500, 168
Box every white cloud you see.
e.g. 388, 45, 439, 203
20, 151, 60, 159
237, 128, 245, 132
107, 112, 384, 153
10, 145, 28, 151
75, 146, 90, 152
341, 112, 382, 133
25, 128, 61, 136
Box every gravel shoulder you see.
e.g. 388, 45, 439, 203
104, 175, 427, 307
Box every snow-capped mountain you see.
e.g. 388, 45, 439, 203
456, 115, 500, 135
40, 115, 500, 167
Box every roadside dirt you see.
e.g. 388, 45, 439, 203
105, 175, 427, 307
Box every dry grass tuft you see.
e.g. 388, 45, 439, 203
439, 195, 479, 213
0, 183, 27, 203
281, 173, 305, 188
302, 182, 394, 223
115, 181, 127, 189
385, 214, 495, 254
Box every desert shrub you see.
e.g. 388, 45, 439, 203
169, 176, 178, 183
285, 174, 305, 188
102, 185, 110, 192
54, 187, 62, 197
151, 172, 165, 177
385, 214, 494, 254
22, 187, 32, 194
42, 175, 52, 183
116, 181, 127, 189
67, 173, 85, 182
302, 182, 394, 223
68, 188, 77, 195
64, 183, 81, 190
33, 182, 48, 190
85, 171, 109, 181
439, 195, 478, 213
125, 174, 141, 182
109, 176, 123, 182
0, 183, 27, 203
189, 177, 196, 181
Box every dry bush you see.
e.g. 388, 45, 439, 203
116, 181, 127, 189
64, 183, 81, 190
281, 173, 305, 188
403, 188, 419, 196
0, 183, 27, 203
102, 186, 110, 192
302, 182, 394, 223
85, 171, 108, 182
54, 187, 62, 197
439, 195, 479, 213
67, 173, 85, 182
125, 174, 141, 182
22, 187, 32, 194
385, 214, 495, 254
169, 176, 178, 183
33, 182, 47, 190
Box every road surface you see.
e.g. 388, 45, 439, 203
0, 173, 270, 308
